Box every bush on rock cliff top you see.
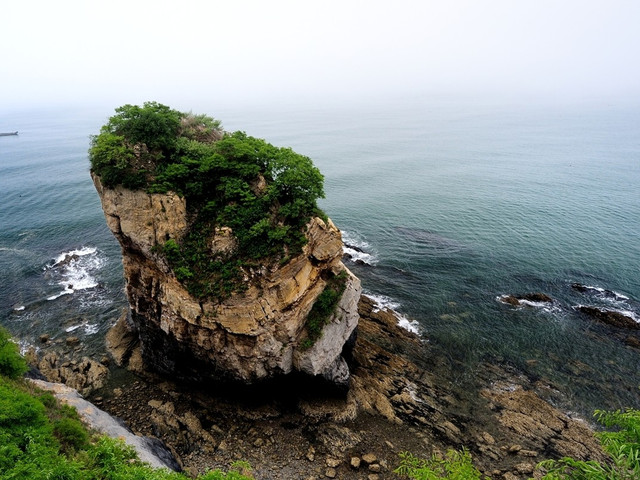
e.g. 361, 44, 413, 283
90, 102, 326, 300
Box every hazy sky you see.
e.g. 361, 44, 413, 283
2, 0, 639, 110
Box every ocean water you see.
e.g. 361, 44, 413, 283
1, 97, 639, 416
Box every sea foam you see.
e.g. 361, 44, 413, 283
366, 292, 421, 334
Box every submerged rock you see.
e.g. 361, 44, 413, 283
93, 174, 361, 386
499, 293, 554, 307
577, 306, 639, 330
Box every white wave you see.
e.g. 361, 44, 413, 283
45, 246, 103, 301
84, 324, 99, 335
65, 322, 99, 335
368, 292, 402, 312
342, 230, 371, 250
50, 246, 97, 267
366, 292, 421, 334
342, 230, 378, 265
574, 304, 640, 324
496, 295, 561, 314
47, 288, 74, 301
615, 309, 640, 323
342, 246, 376, 265
576, 284, 630, 301
13, 305, 25, 311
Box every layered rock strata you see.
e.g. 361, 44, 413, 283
92, 174, 360, 386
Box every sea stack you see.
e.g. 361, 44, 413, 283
90, 103, 360, 386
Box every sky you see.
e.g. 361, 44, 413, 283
1, 0, 640, 111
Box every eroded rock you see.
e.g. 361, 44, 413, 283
93, 174, 361, 386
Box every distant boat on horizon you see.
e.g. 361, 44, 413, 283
0, 131, 18, 136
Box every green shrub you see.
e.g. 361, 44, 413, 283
54, 417, 89, 453
538, 408, 640, 479
395, 449, 489, 479
301, 271, 348, 348
0, 348, 254, 480
0, 327, 28, 379
90, 102, 326, 302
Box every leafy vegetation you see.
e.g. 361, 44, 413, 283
0, 327, 28, 379
394, 404, 640, 480
0, 326, 253, 479
90, 102, 326, 301
538, 408, 640, 479
394, 449, 489, 479
300, 271, 348, 349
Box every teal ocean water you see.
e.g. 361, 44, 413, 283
1, 97, 639, 416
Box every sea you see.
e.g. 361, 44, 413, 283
1, 95, 639, 419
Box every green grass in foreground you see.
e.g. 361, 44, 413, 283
0, 327, 253, 480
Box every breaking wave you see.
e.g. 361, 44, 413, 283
44, 247, 104, 301
366, 291, 421, 334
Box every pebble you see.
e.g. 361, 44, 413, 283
350, 457, 361, 469
326, 458, 341, 468
253, 438, 264, 447
514, 462, 534, 474
362, 453, 377, 464
368, 475, 379, 480
324, 467, 336, 478
519, 449, 538, 457
306, 446, 315, 462
368, 463, 381, 472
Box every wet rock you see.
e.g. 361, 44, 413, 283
521, 293, 553, 303
577, 306, 639, 330
500, 293, 553, 306
625, 336, 640, 349
66, 336, 80, 347
501, 296, 521, 306
39, 334, 50, 343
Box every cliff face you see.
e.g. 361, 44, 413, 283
92, 174, 361, 386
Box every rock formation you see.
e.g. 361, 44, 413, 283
92, 174, 360, 386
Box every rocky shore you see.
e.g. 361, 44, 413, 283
28, 294, 606, 480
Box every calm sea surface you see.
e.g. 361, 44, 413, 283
1, 97, 639, 416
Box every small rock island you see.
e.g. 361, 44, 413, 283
90, 102, 360, 387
